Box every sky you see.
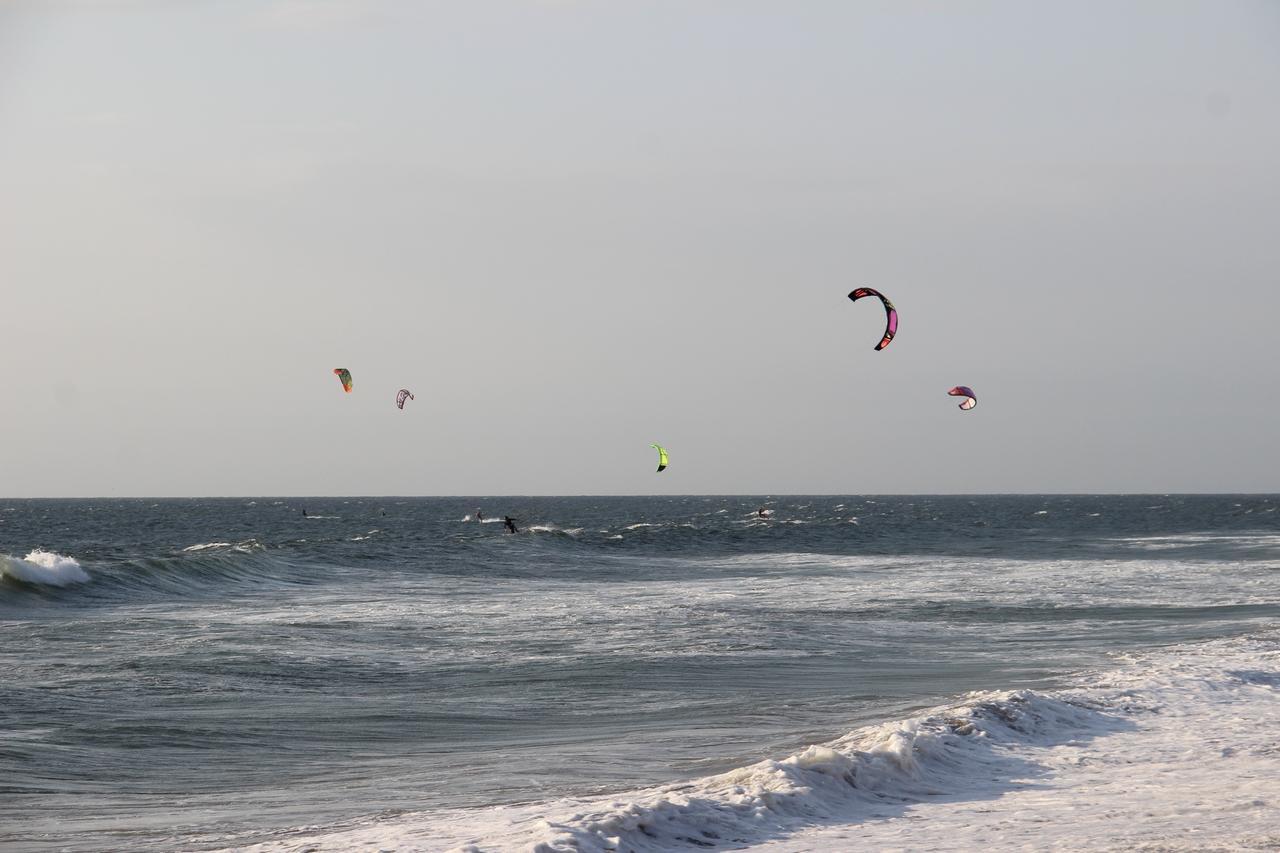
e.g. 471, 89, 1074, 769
1, 0, 1277, 496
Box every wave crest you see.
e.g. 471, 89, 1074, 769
1, 550, 90, 587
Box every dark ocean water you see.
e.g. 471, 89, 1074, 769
2, 495, 1278, 851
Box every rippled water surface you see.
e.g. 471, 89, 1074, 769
2, 495, 1277, 851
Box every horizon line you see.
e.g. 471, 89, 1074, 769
1, 492, 1277, 500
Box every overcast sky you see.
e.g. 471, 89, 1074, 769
1, 0, 1277, 496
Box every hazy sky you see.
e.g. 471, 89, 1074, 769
2, 0, 1277, 496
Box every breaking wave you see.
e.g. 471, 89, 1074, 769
523, 688, 1104, 852
229, 633, 1280, 852
0, 550, 90, 587
0, 544, 320, 603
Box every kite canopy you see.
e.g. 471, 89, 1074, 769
395, 389, 414, 410
948, 386, 977, 410
651, 443, 669, 473
333, 368, 353, 393
847, 288, 898, 351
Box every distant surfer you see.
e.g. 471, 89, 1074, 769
476, 509, 484, 522
302, 508, 308, 517
503, 516, 518, 534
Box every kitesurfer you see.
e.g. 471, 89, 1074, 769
302, 508, 308, 517
476, 509, 484, 522
503, 516, 518, 534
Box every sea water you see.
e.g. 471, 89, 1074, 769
2, 496, 1277, 851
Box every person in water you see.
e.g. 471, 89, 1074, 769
476, 509, 484, 522
503, 516, 518, 534
302, 508, 308, 517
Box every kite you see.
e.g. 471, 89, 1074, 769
847, 288, 898, 351
948, 386, 977, 410
396, 389, 414, 409
651, 443, 669, 473
333, 368, 353, 393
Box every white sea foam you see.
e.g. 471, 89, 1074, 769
680, 551, 1274, 609
184, 542, 232, 552
228, 633, 1280, 852
527, 525, 584, 536
183, 539, 262, 553
1109, 532, 1280, 551
1, 550, 90, 586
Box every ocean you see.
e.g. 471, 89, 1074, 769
2, 495, 1278, 851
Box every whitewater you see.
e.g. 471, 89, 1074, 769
239, 635, 1280, 852
2, 495, 1278, 852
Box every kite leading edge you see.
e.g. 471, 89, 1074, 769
847, 288, 898, 351
948, 386, 977, 410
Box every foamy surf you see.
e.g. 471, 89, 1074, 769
0, 550, 90, 587
231, 632, 1280, 852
